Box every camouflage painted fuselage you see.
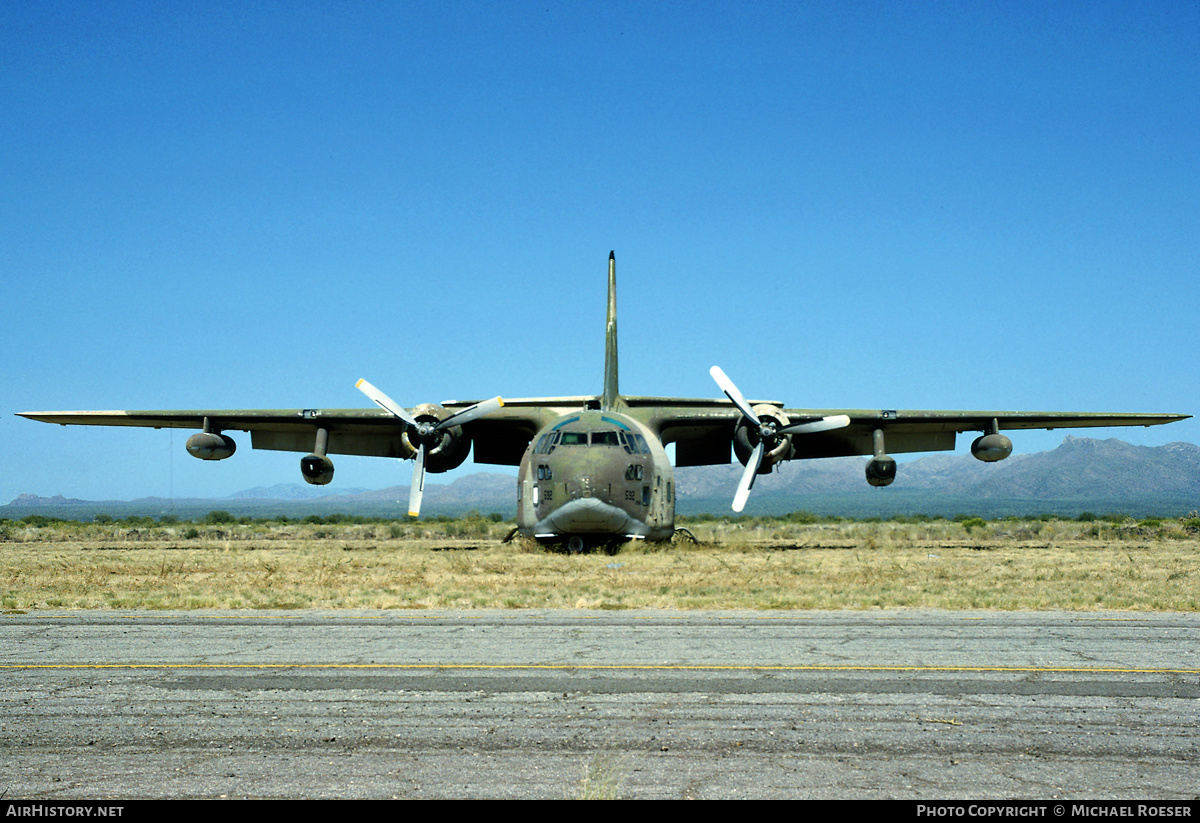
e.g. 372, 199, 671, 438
516, 409, 675, 543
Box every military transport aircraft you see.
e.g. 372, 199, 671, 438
19, 253, 1189, 549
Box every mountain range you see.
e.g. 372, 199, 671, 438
678, 436, 1199, 517
6, 436, 1199, 520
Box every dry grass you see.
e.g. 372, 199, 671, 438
1, 517, 1197, 611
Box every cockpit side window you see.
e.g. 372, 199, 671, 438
618, 432, 634, 453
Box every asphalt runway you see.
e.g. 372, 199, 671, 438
2, 610, 1198, 799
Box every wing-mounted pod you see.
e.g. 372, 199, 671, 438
710, 367, 850, 512
865, 428, 897, 487
300, 427, 335, 485
971, 419, 1013, 462
185, 418, 236, 460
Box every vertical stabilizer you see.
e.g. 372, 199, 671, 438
601, 251, 621, 411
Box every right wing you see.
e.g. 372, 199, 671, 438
16, 399, 584, 466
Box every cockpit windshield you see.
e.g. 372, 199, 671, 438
533, 425, 652, 454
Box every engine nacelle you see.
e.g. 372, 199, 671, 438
300, 453, 335, 485
186, 432, 236, 461
733, 404, 792, 474
865, 455, 897, 487
971, 433, 1013, 462
406, 403, 472, 473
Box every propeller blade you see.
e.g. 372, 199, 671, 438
710, 366, 760, 426
437, 395, 504, 430
356, 379, 500, 519
408, 442, 426, 517
732, 441, 764, 513
356, 378, 417, 426
778, 414, 851, 435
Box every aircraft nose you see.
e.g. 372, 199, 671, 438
546, 497, 631, 534
572, 476, 594, 499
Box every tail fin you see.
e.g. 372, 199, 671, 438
601, 251, 621, 411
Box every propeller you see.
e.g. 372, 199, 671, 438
356, 378, 504, 517
709, 366, 850, 512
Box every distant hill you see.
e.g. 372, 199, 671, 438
5, 437, 1198, 521
678, 436, 1200, 517
3, 473, 518, 521
683, 436, 1200, 497
225, 484, 372, 500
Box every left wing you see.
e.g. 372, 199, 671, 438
634, 365, 1189, 473
636, 401, 1191, 465
632, 395, 1188, 509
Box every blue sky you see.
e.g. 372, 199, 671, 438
3, 0, 1196, 503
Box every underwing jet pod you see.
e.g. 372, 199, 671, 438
19, 252, 1190, 548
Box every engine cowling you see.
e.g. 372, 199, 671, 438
971, 433, 1013, 462
732, 404, 792, 474
185, 432, 236, 461
300, 453, 335, 485
405, 403, 472, 473
865, 455, 897, 487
